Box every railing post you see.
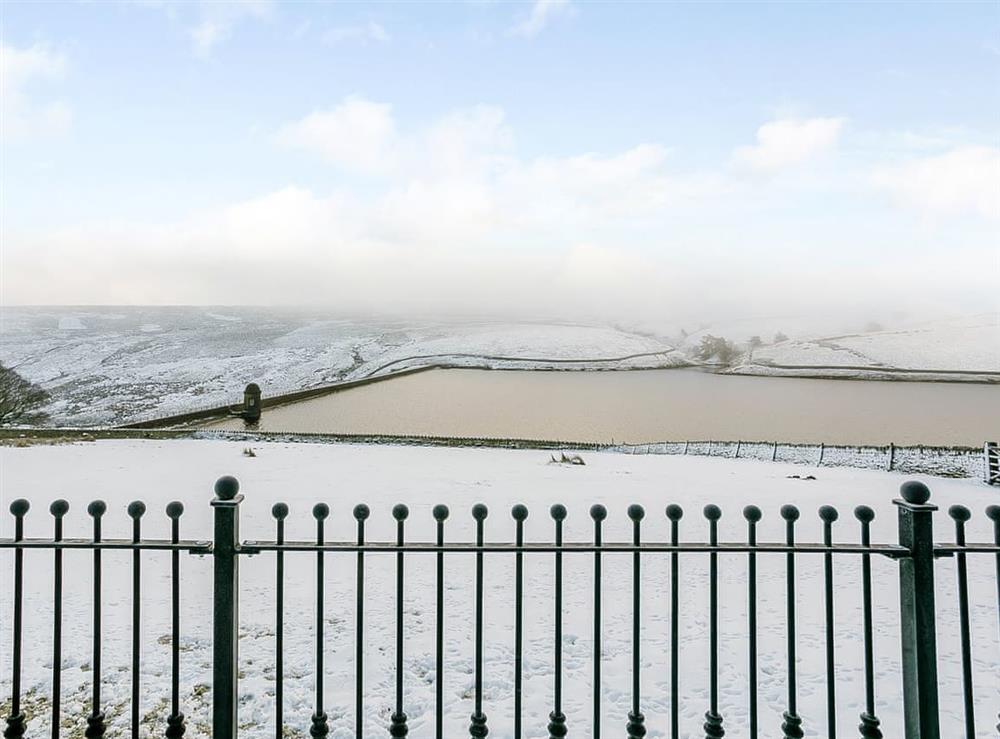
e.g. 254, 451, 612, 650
212, 475, 243, 739
895, 480, 940, 739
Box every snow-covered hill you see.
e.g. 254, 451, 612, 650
732, 313, 998, 375
0, 309, 684, 426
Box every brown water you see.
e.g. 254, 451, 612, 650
204, 368, 998, 446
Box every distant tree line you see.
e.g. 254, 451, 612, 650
689, 330, 791, 366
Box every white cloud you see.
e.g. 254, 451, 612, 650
733, 117, 845, 171
189, 21, 228, 57
512, 0, 573, 38
323, 22, 390, 46
188, 0, 273, 58
276, 97, 397, 174
6, 99, 728, 311
5, 102, 996, 321
424, 105, 513, 175
0, 42, 72, 139
872, 146, 1000, 219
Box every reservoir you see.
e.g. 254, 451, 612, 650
204, 368, 998, 446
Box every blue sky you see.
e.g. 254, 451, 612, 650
2, 1, 998, 321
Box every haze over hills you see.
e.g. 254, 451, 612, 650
1, 307, 995, 427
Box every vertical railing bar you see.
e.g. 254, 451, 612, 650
166, 502, 186, 738
549, 505, 567, 739
667, 504, 683, 739
591, 505, 607, 739
895, 481, 940, 739
744, 505, 762, 739
87, 501, 108, 739
469, 504, 489, 738
312, 503, 330, 739
820, 506, 839, 739
986, 505, 1000, 737
4, 500, 28, 739
512, 504, 527, 739
855, 506, 883, 739
626, 504, 645, 739
433, 505, 449, 739
128, 502, 146, 739
781, 504, 802, 739
272, 503, 289, 739
51, 501, 68, 739
948, 505, 975, 739
211, 476, 242, 739
704, 505, 724, 738
391, 504, 410, 738
354, 504, 370, 739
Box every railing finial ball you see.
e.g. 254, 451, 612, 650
312, 502, 330, 520
627, 503, 645, 521
511, 504, 528, 522
353, 503, 371, 521
50, 499, 69, 518
550, 503, 567, 521
433, 504, 450, 522
127, 501, 147, 519
743, 505, 762, 523
780, 504, 800, 521
703, 504, 722, 521
471, 503, 488, 521
665, 503, 683, 521
214, 475, 240, 500
165, 501, 184, 519
854, 505, 875, 523
987, 505, 1000, 522
590, 504, 607, 521
88, 500, 107, 518
392, 503, 409, 521
271, 502, 289, 520
818, 505, 839, 523
948, 505, 971, 523
899, 480, 930, 505
9, 498, 29, 517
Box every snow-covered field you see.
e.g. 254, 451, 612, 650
738, 313, 999, 374
2, 440, 998, 738
0, 309, 683, 427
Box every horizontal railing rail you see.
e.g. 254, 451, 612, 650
2, 478, 998, 739
0, 538, 210, 551
239, 540, 913, 555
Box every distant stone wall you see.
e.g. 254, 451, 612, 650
613, 440, 986, 479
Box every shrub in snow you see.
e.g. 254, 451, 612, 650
0, 363, 50, 426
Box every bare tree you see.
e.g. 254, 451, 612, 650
0, 363, 51, 425
695, 335, 740, 365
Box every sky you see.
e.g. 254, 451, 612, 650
2, 0, 998, 325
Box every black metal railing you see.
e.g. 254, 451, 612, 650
2, 477, 999, 739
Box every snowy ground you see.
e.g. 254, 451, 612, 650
0, 309, 683, 427
1, 440, 998, 738
735, 313, 999, 376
